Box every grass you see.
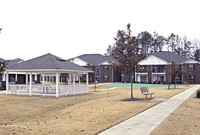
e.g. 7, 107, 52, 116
103, 83, 178, 88
0, 83, 192, 135
151, 91, 200, 135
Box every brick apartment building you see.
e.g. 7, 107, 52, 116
69, 54, 121, 82
136, 51, 200, 84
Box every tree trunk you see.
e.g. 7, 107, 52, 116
131, 77, 133, 99
168, 75, 170, 89
174, 75, 177, 89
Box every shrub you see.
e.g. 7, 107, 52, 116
196, 90, 200, 98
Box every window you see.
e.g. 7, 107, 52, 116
188, 64, 195, 70
103, 65, 109, 71
139, 66, 147, 72
96, 76, 100, 81
189, 75, 195, 82
140, 76, 147, 82
96, 66, 100, 71
152, 65, 165, 73
157, 76, 164, 82
104, 75, 109, 81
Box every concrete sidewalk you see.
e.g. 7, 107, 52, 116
98, 85, 200, 135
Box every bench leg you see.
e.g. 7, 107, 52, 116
150, 94, 152, 99
145, 95, 147, 100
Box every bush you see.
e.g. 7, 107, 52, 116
196, 90, 200, 98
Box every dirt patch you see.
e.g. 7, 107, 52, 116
0, 84, 191, 135
151, 90, 200, 135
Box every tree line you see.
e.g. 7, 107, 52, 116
108, 27, 200, 61
107, 24, 200, 98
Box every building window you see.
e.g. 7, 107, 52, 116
104, 75, 109, 81
103, 65, 109, 71
157, 76, 164, 82
96, 76, 100, 81
189, 75, 195, 82
139, 66, 147, 72
152, 65, 165, 73
188, 64, 195, 70
96, 66, 100, 71
140, 76, 147, 82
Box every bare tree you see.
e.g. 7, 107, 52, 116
0, 28, 7, 82
152, 32, 166, 53
108, 24, 146, 99
166, 33, 181, 53
135, 31, 154, 55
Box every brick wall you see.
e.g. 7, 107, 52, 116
182, 63, 200, 84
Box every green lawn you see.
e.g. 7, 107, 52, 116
103, 83, 177, 88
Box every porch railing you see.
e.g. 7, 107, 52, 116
7, 84, 87, 97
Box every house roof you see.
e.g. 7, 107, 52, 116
0, 58, 5, 62
7, 53, 92, 72
0, 58, 23, 68
152, 51, 188, 64
5, 58, 23, 68
71, 54, 118, 66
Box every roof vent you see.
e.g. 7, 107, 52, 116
57, 57, 66, 62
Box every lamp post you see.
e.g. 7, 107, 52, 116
167, 45, 172, 89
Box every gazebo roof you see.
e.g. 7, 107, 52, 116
7, 53, 92, 73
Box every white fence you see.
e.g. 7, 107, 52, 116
7, 84, 87, 97
59, 84, 87, 96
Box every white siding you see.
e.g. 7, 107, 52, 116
138, 55, 169, 65
70, 58, 87, 66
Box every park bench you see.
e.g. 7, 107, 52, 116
140, 87, 154, 100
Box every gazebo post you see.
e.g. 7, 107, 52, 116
56, 72, 60, 97
26, 72, 28, 92
6, 71, 9, 95
79, 75, 80, 85
29, 72, 32, 96
26, 72, 28, 84
73, 73, 75, 95
42, 72, 45, 84
15, 74, 18, 82
86, 72, 89, 93
35, 73, 37, 81
69, 73, 71, 85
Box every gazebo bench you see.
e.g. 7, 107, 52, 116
140, 87, 154, 100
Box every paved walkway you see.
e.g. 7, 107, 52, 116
98, 85, 200, 135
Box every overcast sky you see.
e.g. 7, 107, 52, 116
0, 0, 200, 60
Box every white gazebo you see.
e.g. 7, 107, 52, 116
5, 53, 92, 97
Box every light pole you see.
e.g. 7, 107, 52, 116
167, 45, 172, 89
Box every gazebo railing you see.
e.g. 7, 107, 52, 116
7, 83, 87, 96
59, 84, 87, 96
8, 85, 29, 94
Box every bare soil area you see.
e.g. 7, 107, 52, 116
151, 89, 200, 135
0, 84, 191, 135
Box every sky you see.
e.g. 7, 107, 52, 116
0, 0, 200, 60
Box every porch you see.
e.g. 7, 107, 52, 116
5, 53, 92, 97
6, 72, 89, 97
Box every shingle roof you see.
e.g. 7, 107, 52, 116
152, 51, 188, 64
73, 54, 118, 65
0, 58, 5, 62
7, 53, 92, 72
5, 58, 23, 68
0, 58, 23, 68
